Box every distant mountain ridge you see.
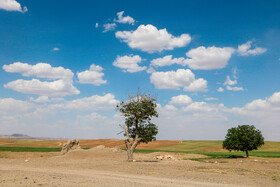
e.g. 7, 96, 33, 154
0, 134, 62, 140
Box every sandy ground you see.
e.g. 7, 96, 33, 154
0, 147, 280, 187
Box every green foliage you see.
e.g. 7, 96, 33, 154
116, 91, 159, 144
130, 123, 158, 143
223, 125, 264, 156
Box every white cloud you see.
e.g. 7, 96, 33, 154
151, 55, 187, 67
245, 99, 270, 111
30, 96, 49, 103
95, 23, 99, 28
0, 98, 33, 114
231, 91, 280, 115
0, 0, 27, 13
115, 24, 191, 53
156, 104, 178, 118
217, 87, 224, 92
184, 78, 208, 92
268, 92, 280, 103
3, 62, 74, 80
183, 102, 219, 113
103, 23, 117, 32
4, 79, 80, 96
77, 64, 107, 86
77, 112, 108, 122
237, 41, 267, 56
150, 69, 208, 92
185, 46, 235, 70
114, 11, 135, 25
222, 75, 245, 92
146, 66, 155, 74
223, 75, 237, 86
113, 55, 146, 73
226, 85, 244, 91
51, 47, 60, 51
169, 95, 192, 105
205, 97, 218, 101
61, 93, 119, 111
29, 96, 64, 103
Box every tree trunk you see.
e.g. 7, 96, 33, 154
127, 148, 133, 161
125, 139, 134, 161
245, 150, 249, 158
124, 118, 140, 161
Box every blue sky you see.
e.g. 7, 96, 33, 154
0, 0, 279, 140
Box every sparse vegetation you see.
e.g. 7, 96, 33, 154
0, 146, 90, 152
0, 146, 61, 152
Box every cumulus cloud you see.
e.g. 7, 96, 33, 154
231, 91, 280, 117
95, 23, 99, 28
237, 41, 267, 56
103, 23, 117, 32
4, 79, 80, 96
0, 98, 33, 114
169, 95, 192, 105
113, 55, 146, 73
226, 85, 244, 91
150, 69, 207, 92
0, 0, 27, 13
223, 76, 237, 86
183, 102, 219, 113
151, 55, 187, 67
222, 74, 244, 92
60, 93, 119, 111
269, 92, 280, 103
115, 24, 191, 53
184, 78, 208, 92
185, 46, 235, 70
114, 11, 135, 25
217, 87, 224, 92
77, 64, 107, 86
3, 62, 74, 80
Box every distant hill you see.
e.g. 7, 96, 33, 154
0, 133, 35, 139
0, 134, 61, 140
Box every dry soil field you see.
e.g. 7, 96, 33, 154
0, 142, 280, 187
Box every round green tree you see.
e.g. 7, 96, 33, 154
223, 125, 264, 158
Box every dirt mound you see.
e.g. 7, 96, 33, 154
88, 145, 124, 153
61, 139, 81, 155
